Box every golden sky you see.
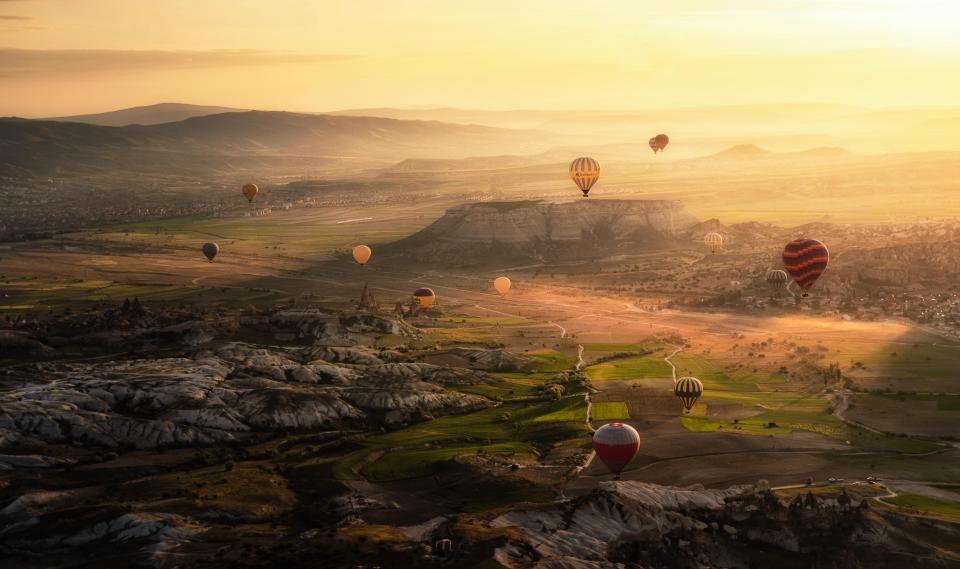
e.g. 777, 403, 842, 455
2, 0, 960, 116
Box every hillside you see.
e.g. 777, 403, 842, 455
383, 199, 700, 266
0, 111, 558, 178
44, 102, 246, 126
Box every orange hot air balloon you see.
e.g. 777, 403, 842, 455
242, 183, 259, 204
352, 245, 372, 266
493, 276, 511, 296
569, 157, 601, 197
648, 137, 659, 154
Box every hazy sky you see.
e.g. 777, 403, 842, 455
2, 0, 960, 116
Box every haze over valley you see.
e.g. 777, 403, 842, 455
3, 2, 960, 568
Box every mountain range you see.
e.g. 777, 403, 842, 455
0, 110, 558, 178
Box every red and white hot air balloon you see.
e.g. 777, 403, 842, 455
592, 422, 640, 477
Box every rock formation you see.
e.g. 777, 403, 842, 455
384, 200, 700, 266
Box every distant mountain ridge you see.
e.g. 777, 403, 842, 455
708, 144, 853, 160
0, 111, 558, 178
44, 103, 248, 126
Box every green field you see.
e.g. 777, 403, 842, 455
452, 350, 581, 402
0, 277, 291, 313
585, 352, 671, 381
882, 493, 960, 518
658, 351, 944, 454
333, 395, 590, 483
78, 203, 440, 261
591, 401, 630, 421
801, 339, 960, 389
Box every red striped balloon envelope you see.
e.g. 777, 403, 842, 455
592, 422, 640, 475
782, 238, 829, 292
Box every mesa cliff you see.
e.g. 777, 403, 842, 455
385, 199, 700, 266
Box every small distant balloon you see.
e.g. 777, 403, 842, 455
352, 245, 372, 266
592, 422, 640, 476
493, 276, 511, 296
201, 242, 219, 262
649, 134, 669, 154
413, 288, 436, 310
765, 269, 789, 291
242, 183, 259, 204
569, 157, 601, 197
782, 238, 829, 294
674, 376, 703, 413
704, 232, 723, 254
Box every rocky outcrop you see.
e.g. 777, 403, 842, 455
488, 481, 890, 569
385, 200, 700, 265
0, 342, 495, 455
265, 309, 418, 344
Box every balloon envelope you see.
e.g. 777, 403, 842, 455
352, 245, 372, 266
704, 232, 723, 253
242, 183, 259, 203
494, 276, 511, 296
569, 157, 601, 197
674, 376, 703, 412
592, 422, 640, 475
413, 288, 436, 310
649, 134, 669, 153
201, 242, 219, 262
765, 269, 789, 290
782, 238, 829, 291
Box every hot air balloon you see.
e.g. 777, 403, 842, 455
201, 242, 219, 263
592, 422, 640, 477
766, 269, 789, 292
782, 238, 829, 296
704, 232, 723, 254
674, 376, 703, 413
649, 133, 669, 154
241, 183, 259, 204
352, 245, 372, 266
569, 157, 601, 197
494, 276, 511, 296
412, 288, 436, 310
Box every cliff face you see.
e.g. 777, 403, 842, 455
387, 199, 700, 266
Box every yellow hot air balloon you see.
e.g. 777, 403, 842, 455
242, 183, 259, 204
352, 245, 372, 266
493, 276, 511, 296
569, 157, 601, 197
413, 288, 436, 310
704, 232, 723, 254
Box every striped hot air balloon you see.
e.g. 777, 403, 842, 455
569, 157, 601, 197
766, 268, 789, 292
674, 376, 703, 413
704, 232, 724, 254
782, 238, 829, 295
592, 422, 640, 476
412, 288, 436, 310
